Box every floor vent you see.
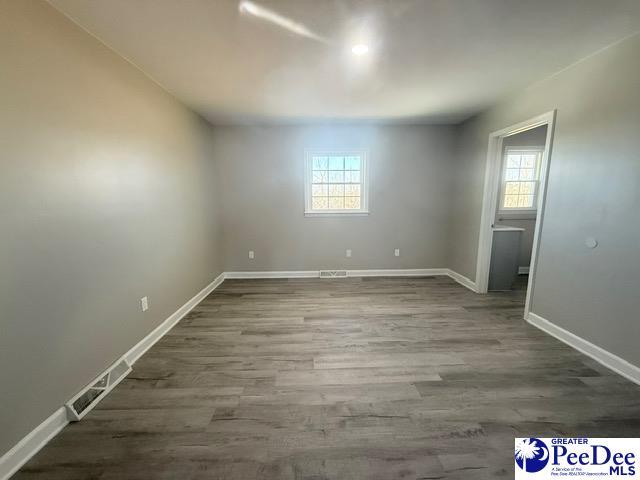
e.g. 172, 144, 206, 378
319, 270, 348, 278
65, 358, 132, 421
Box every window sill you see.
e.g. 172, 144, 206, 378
304, 210, 369, 217
497, 210, 537, 220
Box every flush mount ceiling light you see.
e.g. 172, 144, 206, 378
351, 44, 369, 55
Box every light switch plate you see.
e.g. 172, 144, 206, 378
140, 296, 149, 312
394, 248, 400, 257
248, 250, 254, 259
346, 249, 352, 258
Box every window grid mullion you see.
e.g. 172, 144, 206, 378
308, 153, 364, 212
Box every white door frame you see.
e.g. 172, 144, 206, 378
475, 110, 556, 317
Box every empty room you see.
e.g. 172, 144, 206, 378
2, 0, 640, 478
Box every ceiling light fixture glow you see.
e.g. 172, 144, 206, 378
238, 0, 329, 44
238, 1, 259, 15
351, 44, 369, 55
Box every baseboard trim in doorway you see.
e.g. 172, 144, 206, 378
445, 270, 478, 292
0, 272, 226, 480
0, 407, 68, 480
527, 312, 640, 386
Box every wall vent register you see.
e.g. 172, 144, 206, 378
319, 270, 348, 278
65, 358, 131, 421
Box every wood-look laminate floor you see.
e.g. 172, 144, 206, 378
16, 276, 640, 479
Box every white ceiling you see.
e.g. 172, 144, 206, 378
50, 0, 640, 124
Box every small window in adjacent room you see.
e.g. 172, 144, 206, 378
499, 147, 543, 212
304, 151, 368, 216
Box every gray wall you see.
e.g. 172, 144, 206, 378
3, 0, 640, 461
0, 1, 223, 455
450, 33, 640, 367
495, 125, 548, 268
213, 125, 456, 271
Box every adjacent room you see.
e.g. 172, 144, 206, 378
2, 1, 640, 478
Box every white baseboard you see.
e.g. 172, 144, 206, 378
224, 271, 318, 279
0, 407, 68, 480
445, 269, 479, 292
0, 272, 225, 480
527, 312, 640, 386
518, 266, 530, 275
125, 272, 225, 364
225, 268, 454, 279
224, 268, 478, 292
225, 269, 457, 279
349, 268, 449, 277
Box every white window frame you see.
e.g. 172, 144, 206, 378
304, 150, 369, 217
498, 146, 543, 215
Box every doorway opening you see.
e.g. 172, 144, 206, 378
475, 111, 556, 318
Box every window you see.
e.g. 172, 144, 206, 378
499, 147, 543, 212
304, 151, 368, 216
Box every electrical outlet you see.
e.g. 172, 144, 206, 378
346, 249, 352, 258
140, 296, 149, 312
394, 248, 400, 257
248, 250, 254, 259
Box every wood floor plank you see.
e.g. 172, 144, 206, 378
276, 366, 442, 386
14, 276, 640, 480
